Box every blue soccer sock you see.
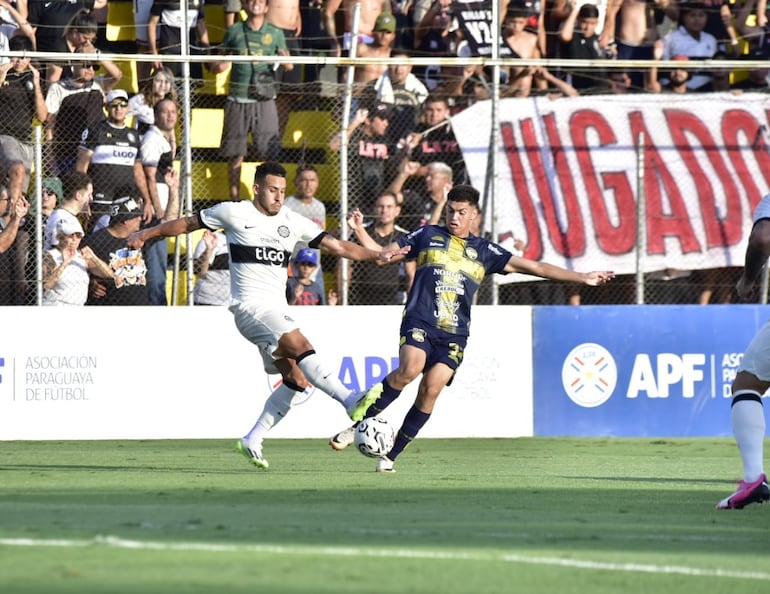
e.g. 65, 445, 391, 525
366, 377, 401, 417
388, 405, 431, 461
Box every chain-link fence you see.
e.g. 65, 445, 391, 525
1, 0, 768, 306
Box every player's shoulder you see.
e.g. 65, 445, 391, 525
400, 225, 442, 252
202, 199, 244, 220
282, 205, 320, 225
469, 234, 513, 260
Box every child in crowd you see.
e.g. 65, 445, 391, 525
286, 248, 333, 305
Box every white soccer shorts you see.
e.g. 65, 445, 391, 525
229, 301, 300, 375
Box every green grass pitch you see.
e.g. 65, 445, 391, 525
1, 438, 768, 593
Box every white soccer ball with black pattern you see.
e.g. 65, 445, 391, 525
354, 417, 395, 458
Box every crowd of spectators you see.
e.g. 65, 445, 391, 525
0, 0, 768, 306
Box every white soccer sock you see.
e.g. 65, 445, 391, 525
243, 383, 301, 446
731, 392, 766, 482
297, 352, 354, 405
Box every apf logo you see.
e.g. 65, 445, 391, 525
561, 343, 618, 408
264, 355, 400, 405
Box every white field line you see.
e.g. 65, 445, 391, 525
0, 535, 769, 581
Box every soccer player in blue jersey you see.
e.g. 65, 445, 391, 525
330, 184, 615, 472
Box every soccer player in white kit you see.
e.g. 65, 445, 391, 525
128, 161, 407, 469
716, 194, 770, 509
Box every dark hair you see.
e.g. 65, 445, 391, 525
505, 0, 532, 20
677, 2, 707, 25
376, 190, 399, 203
424, 93, 450, 108
9, 35, 34, 52
295, 163, 318, 178
61, 171, 92, 200
254, 161, 287, 184
447, 184, 480, 207
578, 4, 600, 19
64, 9, 98, 38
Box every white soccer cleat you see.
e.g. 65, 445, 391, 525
375, 456, 395, 473
329, 424, 357, 451
236, 438, 269, 470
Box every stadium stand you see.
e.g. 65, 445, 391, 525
105, 1, 135, 43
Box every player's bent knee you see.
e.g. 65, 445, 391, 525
283, 371, 310, 391
732, 371, 769, 395
392, 366, 421, 387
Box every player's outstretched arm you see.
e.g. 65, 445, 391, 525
127, 215, 202, 249
580, 270, 616, 286
505, 255, 614, 285
319, 233, 409, 263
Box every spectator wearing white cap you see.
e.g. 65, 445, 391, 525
42, 216, 113, 306
75, 88, 149, 233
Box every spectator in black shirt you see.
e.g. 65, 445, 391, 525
0, 35, 47, 203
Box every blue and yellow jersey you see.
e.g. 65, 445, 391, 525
397, 225, 513, 335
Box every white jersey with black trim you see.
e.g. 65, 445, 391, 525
199, 201, 324, 305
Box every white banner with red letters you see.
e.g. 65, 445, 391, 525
451, 92, 770, 277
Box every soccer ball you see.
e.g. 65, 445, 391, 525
354, 417, 395, 458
